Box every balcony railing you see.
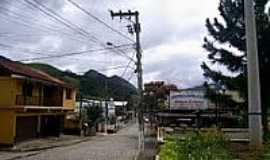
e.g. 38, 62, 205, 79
43, 97, 63, 106
16, 95, 40, 106
16, 95, 62, 106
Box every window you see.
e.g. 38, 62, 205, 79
66, 88, 72, 100
22, 83, 33, 97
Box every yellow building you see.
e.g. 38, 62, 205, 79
0, 56, 76, 145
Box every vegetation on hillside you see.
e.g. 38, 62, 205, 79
28, 63, 137, 100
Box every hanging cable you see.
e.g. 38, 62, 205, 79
66, 0, 135, 43
17, 44, 135, 61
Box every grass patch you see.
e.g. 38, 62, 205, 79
159, 130, 234, 160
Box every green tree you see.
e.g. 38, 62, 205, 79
144, 81, 178, 111
85, 105, 103, 126
201, 0, 270, 132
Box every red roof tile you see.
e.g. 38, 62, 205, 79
0, 56, 65, 86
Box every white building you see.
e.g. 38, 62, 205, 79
169, 86, 215, 110
76, 98, 128, 117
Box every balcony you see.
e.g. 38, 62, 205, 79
16, 95, 63, 106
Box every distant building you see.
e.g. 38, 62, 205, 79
0, 56, 76, 145
169, 85, 244, 111
169, 86, 215, 110
75, 98, 128, 117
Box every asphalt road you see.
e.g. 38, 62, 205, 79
16, 123, 139, 160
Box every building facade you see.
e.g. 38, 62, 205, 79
169, 86, 215, 110
0, 56, 76, 145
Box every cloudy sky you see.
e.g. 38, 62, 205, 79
0, 0, 220, 88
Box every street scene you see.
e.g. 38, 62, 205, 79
0, 0, 270, 160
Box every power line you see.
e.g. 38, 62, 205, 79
77, 65, 135, 75
8, 0, 135, 63
0, 32, 135, 63
31, 0, 97, 40
25, 0, 134, 61
23, 0, 98, 44
109, 71, 135, 96
107, 53, 136, 96
0, 1, 137, 81
0, 42, 50, 57
127, 71, 135, 82
108, 43, 136, 62
66, 0, 135, 43
0, 0, 93, 43
0, 5, 91, 44
0, 16, 89, 45
0, 1, 126, 61
120, 52, 135, 78
17, 44, 135, 61
98, 65, 135, 72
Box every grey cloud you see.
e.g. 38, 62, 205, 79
144, 54, 205, 88
142, 24, 204, 50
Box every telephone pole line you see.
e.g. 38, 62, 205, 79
244, 0, 263, 149
110, 10, 144, 151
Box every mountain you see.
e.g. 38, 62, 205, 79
108, 75, 137, 100
27, 63, 137, 100
80, 70, 108, 98
80, 70, 137, 100
28, 63, 80, 88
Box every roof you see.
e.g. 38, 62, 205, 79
178, 85, 207, 92
0, 56, 65, 86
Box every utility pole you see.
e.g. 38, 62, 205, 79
105, 79, 109, 134
244, 0, 263, 149
110, 10, 144, 151
79, 95, 83, 136
79, 95, 83, 119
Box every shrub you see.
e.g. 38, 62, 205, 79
261, 134, 270, 160
159, 130, 233, 160
159, 136, 178, 160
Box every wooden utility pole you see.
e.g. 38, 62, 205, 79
244, 0, 263, 149
110, 10, 144, 151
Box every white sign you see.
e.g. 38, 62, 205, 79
170, 90, 208, 110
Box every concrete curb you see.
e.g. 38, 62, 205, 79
5, 152, 41, 160
1, 138, 92, 160
2, 138, 91, 153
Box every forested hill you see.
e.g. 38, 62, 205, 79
28, 63, 137, 100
